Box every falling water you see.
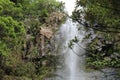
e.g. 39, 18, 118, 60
47, 0, 119, 80
54, 0, 86, 80
55, 19, 86, 80
53, 18, 119, 80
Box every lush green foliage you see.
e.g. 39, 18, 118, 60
72, 0, 120, 69
0, 0, 66, 80
0, 16, 25, 56
0, 0, 23, 19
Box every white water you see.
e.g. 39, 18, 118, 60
55, 0, 86, 80
56, 19, 86, 80
47, 0, 119, 80
52, 18, 118, 80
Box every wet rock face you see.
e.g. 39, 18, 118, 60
46, 19, 120, 80
46, 0, 120, 80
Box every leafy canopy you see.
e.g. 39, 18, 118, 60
72, 0, 120, 68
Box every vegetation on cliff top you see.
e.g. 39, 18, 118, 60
0, 0, 66, 80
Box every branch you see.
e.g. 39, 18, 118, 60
71, 48, 85, 57
93, 27, 120, 33
77, 20, 120, 33
75, 42, 91, 52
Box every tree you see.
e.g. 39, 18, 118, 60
0, 0, 66, 79
72, 0, 120, 68
0, 16, 25, 56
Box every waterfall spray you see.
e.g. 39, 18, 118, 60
47, 0, 120, 80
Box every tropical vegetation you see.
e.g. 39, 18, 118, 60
72, 0, 120, 69
0, 0, 66, 80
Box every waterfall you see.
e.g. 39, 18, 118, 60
54, 0, 86, 80
54, 19, 86, 80
57, 19, 86, 80
53, 18, 119, 80
46, 0, 119, 80
54, 17, 115, 80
